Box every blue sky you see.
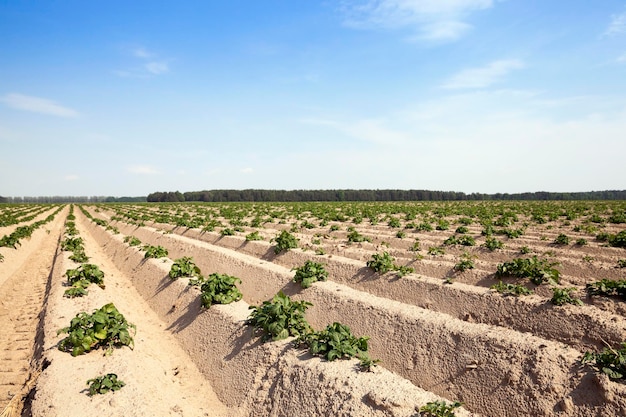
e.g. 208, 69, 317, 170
1, 0, 625, 197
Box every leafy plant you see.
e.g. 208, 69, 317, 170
395, 265, 415, 277
69, 250, 89, 263
367, 252, 396, 274
292, 260, 328, 288
455, 226, 469, 234
496, 256, 560, 285
608, 230, 626, 248
520, 246, 531, 254
586, 279, 626, 299
272, 230, 299, 254
483, 237, 503, 251
575, 238, 588, 246
618, 259, 626, 268
296, 322, 370, 362
553, 233, 570, 245
453, 253, 475, 272
551, 287, 583, 306
61, 237, 84, 252
347, 230, 371, 243
418, 400, 462, 417
123, 235, 142, 246
582, 342, 626, 381
245, 231, 264, 241
66, 264, 105, 289
490, 281, 532, 296
247, 291, 312, 341
220, 227, 236, 236
143, 245, 168, 259
63, 285, 89, 298
86, 373, 125, 396
200, 273, 243, 307
428, 246, 445, 256
169, 256, 202, 280
409, 239, 421, 252
57, 303, 135, 356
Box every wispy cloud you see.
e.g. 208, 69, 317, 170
441, 59, 525, 89
145, 61, 169, 74
340, 0, 494, 41
0, 93, 78, 117
241, 167, 254, 174
617, 52, 626, 63
133, 47, 154, 58
127, 165, 159, 175
115, 45, 171, 77
604, 12, 626, 36
64, 175, 79, 181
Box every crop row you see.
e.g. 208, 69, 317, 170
77, 203, 626, 416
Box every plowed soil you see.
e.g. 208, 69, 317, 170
1, 201, 625, 417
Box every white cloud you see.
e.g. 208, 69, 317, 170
604, 12, 626, 36
133, 47, 153, 58
145, 61, 169, 74
127, 165, 159, 175
441, 59, 524, 89
64, 175, 79, 181
241, 167, 254, 174
0, 93, 78, 117
340, 0, 493, 41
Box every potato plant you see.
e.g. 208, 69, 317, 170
582, 342, 626, 381
419, 400, 462, 417
58, 303, 135, 356
169, 256, 202, 280
296, 322, 371, 362
200, 273, 243, 307
292, 260, 328, 288
496, 256, 560, 286
272, 230, 299, 254
247, 291, 312, 341
86, 373, 125, 396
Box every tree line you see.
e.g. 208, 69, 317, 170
0, 196, 146, 204
146, 189, 626, 203
2, 189, 624, 204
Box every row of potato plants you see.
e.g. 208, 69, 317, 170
86, 214, 473, 414
95, 203, 626, 300
0, 204, 51, 227
57, 206, 132, 396
0, 205, 63, 249
93, 203, 626, 376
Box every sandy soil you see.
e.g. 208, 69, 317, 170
1, 208, 234, 417
2, 201, 625, 416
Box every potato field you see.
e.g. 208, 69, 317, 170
1, 200, 626, 416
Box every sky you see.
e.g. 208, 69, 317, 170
1, 0, 626, 197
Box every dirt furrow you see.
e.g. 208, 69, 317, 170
0, 208, 65, 414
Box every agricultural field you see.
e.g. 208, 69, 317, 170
1, 200, 626, 416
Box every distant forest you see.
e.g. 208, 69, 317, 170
0, 196, 146, 204
2, 189, 625, 204
145, 189, 626, 202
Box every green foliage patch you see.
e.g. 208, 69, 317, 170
292, 260, 328, 288
200, 273, 243, 307
169, 256, 202, 280
58, 303, 135, 356
496, 256, 561, 285
86, 373, 125, 396
582, 342, 626, 381
272, 230, 299, 254
247, 291, 312, 341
